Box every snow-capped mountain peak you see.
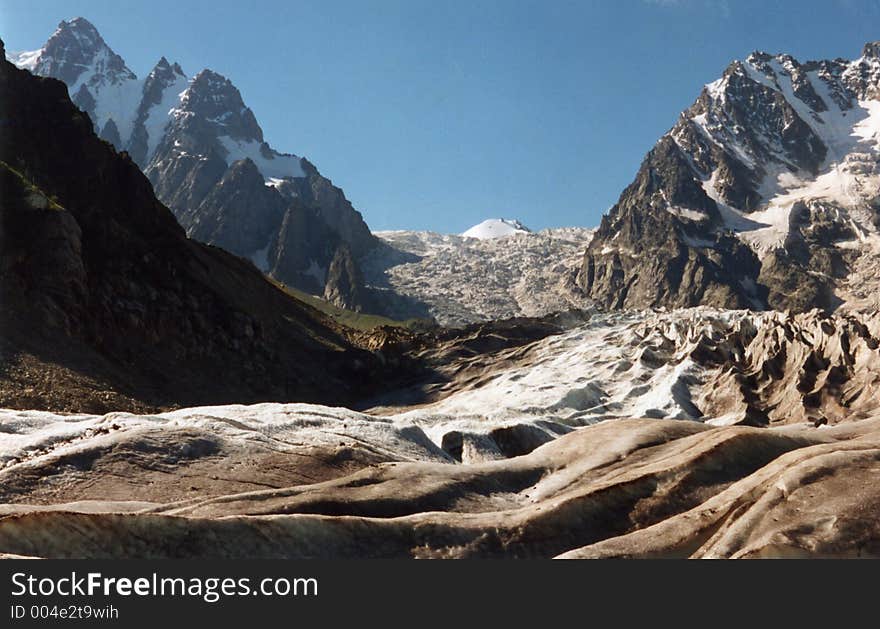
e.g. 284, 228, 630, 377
9, 16, 375, 317
10, 17, 142, 149
150, 56, 185, 79
37, 17, 135, 89
461, 218, 532, 239
156, 67, 306, 183
128, 57, 189, 166
582, 40, 880, 314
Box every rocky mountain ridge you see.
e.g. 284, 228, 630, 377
9, 17, 379, 305
580, 42, 880, 313
0, 35, 385, 413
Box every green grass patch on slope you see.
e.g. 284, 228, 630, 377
272, 280, 432, 332
0, 160, 65, 211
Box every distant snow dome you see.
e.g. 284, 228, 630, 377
461, 218, 531, 239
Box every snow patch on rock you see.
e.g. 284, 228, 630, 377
218, 136, 305, 181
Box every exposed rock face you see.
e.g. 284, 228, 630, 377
0, 38, 382, 413
324, 245, 370, 312
581, 43, 880, 313
182, 158, 289, 262
127, 56, 187, 167
12, 18, 380, 304
19, 17, 122, 85
141, 65, 379, 299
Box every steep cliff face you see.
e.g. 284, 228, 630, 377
11, 18, 380, 304
581, 43, 880, 313
0, 38, 380, 413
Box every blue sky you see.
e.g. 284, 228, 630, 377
2, 0, 879, 232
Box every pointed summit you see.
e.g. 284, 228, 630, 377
32, 17, 135, 87
128, 57, 191, 167
17, 16, 377, 306
150, 56, 185, 76
60, 17, 102, 41
177, 69, 263, 142
148, 56, 185, 82
189, 68, 241, 97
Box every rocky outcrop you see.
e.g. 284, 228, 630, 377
142, 67, 380, 297
128, 56, 187, 167
581, 43, 880, 313
580, 139, 764, 310
324, 245, 370, 312
182, 158, 289, 259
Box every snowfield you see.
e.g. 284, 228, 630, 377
217, 136, 305, 181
